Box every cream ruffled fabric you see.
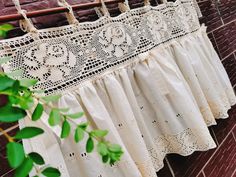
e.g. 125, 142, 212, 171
1, 0, 235, 176
21, 39, 217, 177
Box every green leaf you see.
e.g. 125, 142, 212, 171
78, 122, 89, 130
18, 97, 34, 110
66, 112, 84, 119
42, 167, 61, 177
74, 127, 84, 143
0, 105, 26, 122
32, 103, 44, 121
7, 142, 25, 168
57, 107, 70, 112
0, 75, 16, 91
110, 151, 122, 162
6, 69, 24, 78
14, 127, 44, 139
28, 152, 45, 165
48, 109, 61, 126
41, 94, 61, 103
102, 155, 109, 163
19, 78, 38, 87
60, 120, 70, 138
91, 130, 108, 138
0, 30, 6, 38
15, 157, 33, 177
0, 56, 11, 65
0, 24, 13, 31
97, 142, 108, 156
86, 137, 94, 153
108, 144, 122, 153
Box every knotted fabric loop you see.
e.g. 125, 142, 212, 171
57, 0, 79, 25
12, 0, 37, 33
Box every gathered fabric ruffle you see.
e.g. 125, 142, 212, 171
18, 27, 236, 176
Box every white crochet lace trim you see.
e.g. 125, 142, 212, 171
148, 127, 216, 171
0, 0, 201, 95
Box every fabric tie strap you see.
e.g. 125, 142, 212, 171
57, 0, 79, 25
12, 0, 37, 33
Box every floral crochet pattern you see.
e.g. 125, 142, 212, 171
98, 24, 132, 58
146, 12, 170, 42
24, 42, 77, 82
0, 0, 201, 94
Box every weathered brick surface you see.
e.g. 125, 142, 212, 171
0, 0, 236, 177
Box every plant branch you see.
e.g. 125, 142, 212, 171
0, 127, 14, 142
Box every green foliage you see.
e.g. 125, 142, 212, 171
97, 142, 108, 156
86, 137, 94, 153
91, 130, 108, 138
19, 79, 38, 88
14, 127, 44, 139
0, 24, 13, 38
7, 142, 25, 168
42, 167, 61, 177
32, 103, 44, 121
0, 105, 26, 122
41, 94, 61, 103
0, 53, 124, 176
60, 120, 71, 138
0, 75, 16, 91
66, 112, 84, 119
74, 126, 84, 143
28, 152, 45, 165
48, 109, 61, 126
15, 157, 33, 177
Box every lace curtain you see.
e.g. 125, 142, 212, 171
0, 0, 235, 177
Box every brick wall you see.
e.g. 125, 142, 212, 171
0, 0, 236, 176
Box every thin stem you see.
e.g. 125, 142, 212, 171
0, 127, 14, 142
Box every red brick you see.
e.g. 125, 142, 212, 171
166, 148, 216, 177
198, 1, 223, 32
212, 21, 236, 59
197, 172, 205, 177
222, 54, 236, 86
156, 159, 173, 177
218, 0, 236, 24
203, 133, 236, 177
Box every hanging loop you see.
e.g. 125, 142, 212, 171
118, 0, 130, 12
162, 0, 168, 4
99, 0, 110, 17
57, 0, 79, 25
12, 0, 37, 33
144, 0, 150, 6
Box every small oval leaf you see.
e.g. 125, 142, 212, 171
28, 152, 45, 165
0, 105, 26, 122
74, 127, 84, 143
91, 130, 108, 138
86, 137, 94, 153
14, 127, 44, 139
15, 157, 33, 177
108, 144, 122, 153
66, 112, 84, 119
97, 142, 108, 156
48, 109, 61, 126
60, 120, 70, 138
32, 103, 44, 121
41, 95, 61, 103
7, 142, 25, 168
42, 167, 61, 177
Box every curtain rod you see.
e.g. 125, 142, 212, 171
0, 0, 124, 23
